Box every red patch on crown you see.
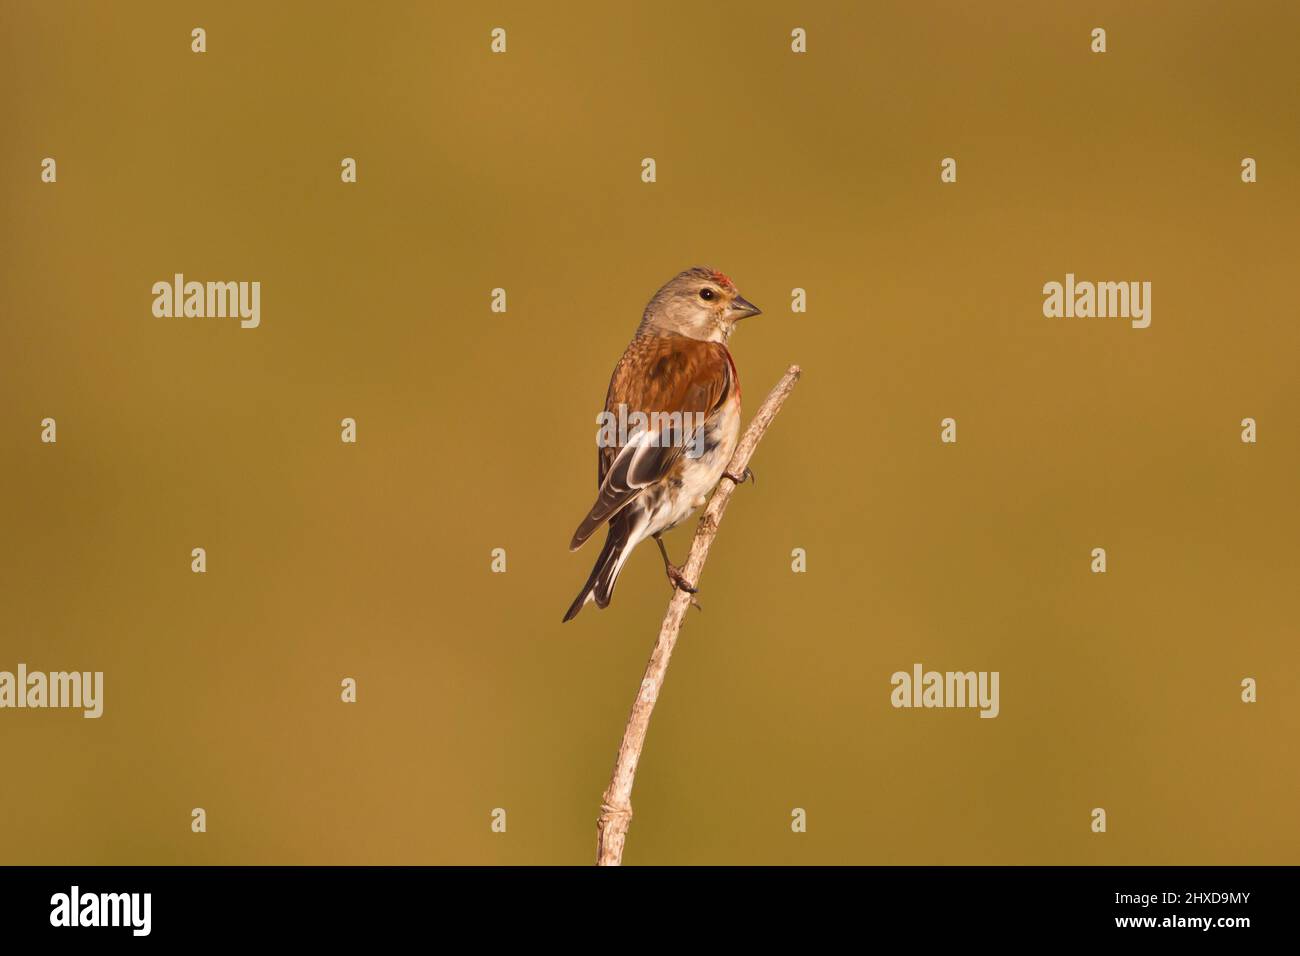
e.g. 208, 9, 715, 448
710, 270, 735, 289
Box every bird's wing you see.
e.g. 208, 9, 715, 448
569, 334, 734, 551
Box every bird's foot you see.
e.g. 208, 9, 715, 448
724, 466, 755, 487
654, 535, 702, 609
665, 562, 698, 595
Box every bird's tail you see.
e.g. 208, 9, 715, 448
562, 513, 635, 622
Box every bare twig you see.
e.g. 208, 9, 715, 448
595, 364, 803, 866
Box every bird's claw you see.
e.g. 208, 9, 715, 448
724, 466, 755, 487
666, 564, 698, 595
655, 536, 701, 609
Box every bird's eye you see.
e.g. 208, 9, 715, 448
699, 288, 715, 301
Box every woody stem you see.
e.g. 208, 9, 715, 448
595, 365, 803, 866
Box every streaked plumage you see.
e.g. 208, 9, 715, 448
564, 267, 760, 622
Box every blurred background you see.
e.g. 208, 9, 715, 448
1, 0, 1297, 864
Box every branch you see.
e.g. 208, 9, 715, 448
595, 364, 803, 866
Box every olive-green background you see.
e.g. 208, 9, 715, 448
2, 1, 1296, 865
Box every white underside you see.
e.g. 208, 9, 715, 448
585, 398, 742, 605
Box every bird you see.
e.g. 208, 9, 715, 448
563, 266, 761, 622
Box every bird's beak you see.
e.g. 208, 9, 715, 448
729, 295, 762, 319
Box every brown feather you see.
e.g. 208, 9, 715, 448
568, 333, 736, 551
599, 333, 734, 484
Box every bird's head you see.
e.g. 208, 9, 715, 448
639, 266, 761, 342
